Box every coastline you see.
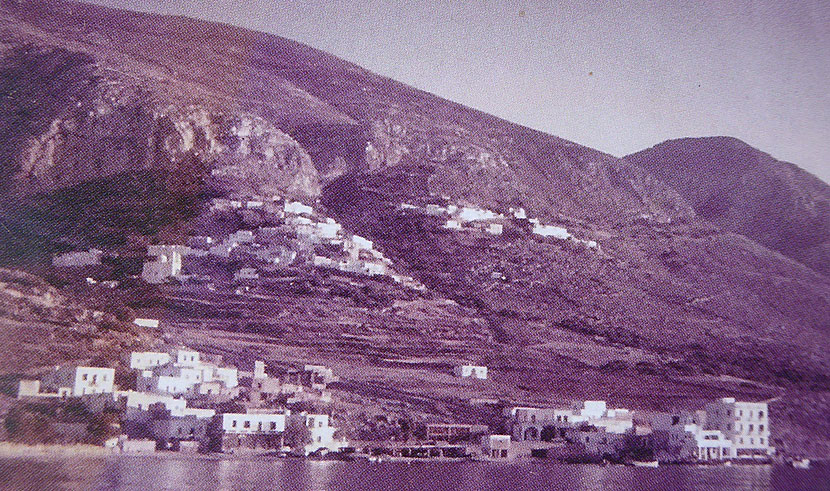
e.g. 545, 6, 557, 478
0, 443, 809, 468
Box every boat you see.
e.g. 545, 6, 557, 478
631, 460, 659, 468
791, 458, 811, 469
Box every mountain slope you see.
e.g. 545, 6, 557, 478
625, 137, 830, 275
0, 0, 828, 456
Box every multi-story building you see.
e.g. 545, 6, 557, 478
704, 398, 773, 458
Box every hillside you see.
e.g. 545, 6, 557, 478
626, 137, 830, 276
0, 0, 829, 456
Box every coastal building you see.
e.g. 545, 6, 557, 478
481, 435, 513, 459
152, 414, 211, 450
704, 398, 773, 458
650, 411, 732, 462
289, 412, 344, 454
507, 401, 633, 443
453, 364, 488, 380
210, 409, 289, 453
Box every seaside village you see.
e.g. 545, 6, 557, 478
21, 194, 778, 464
15, 348, 775, 464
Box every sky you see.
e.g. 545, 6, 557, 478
87, 0, 830, 181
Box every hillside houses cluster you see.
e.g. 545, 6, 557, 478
397, 202, 599, 249
17, 348, 346, 455
478, 398, 774, 462
139, 196, 424, 291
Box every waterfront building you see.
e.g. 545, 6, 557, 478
704, 398, 773, 458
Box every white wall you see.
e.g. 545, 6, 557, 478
73, 367, 115, 396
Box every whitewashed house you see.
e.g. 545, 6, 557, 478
53, 367, 115, 397
130, 351, 171, 370
704, 398, 773, 458
289, 412, 344, 454
218, 411, 287, 435
454, 364, 488, 379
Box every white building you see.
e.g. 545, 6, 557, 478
175, 350, 201, 366
219, 411, 287, 435
650, 411, 731, 461
453, 364, 488, 380
507, 401, 633, 442
130, 351, 171, 370
532, 224, 571, 240
133, 318, 160, 328
481, 434, 513, 459
52, 249, 102, 267
458, 207, 499, 222
284, 201, 314, 216
71, 367, 115, 396
486, 223, 503, 235
704, 398, 773, 458
136, 349, 238, 395
289, 413, 343, 454
444, 220, 462, 230
351, 235, 373, 250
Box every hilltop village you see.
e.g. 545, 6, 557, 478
5, 193, 778, 464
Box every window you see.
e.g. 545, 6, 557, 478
232, 420, 237, 428
270, 422, 277, 430
750, 438, 754, 445
759, 425, 764, 432
759, 411, 764, 419
244, 421, 251, 428
317, 436, 322, 442
749, 424, 754, 432
83, 374, 88, 381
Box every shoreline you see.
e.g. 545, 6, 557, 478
0, 444, 811, 467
